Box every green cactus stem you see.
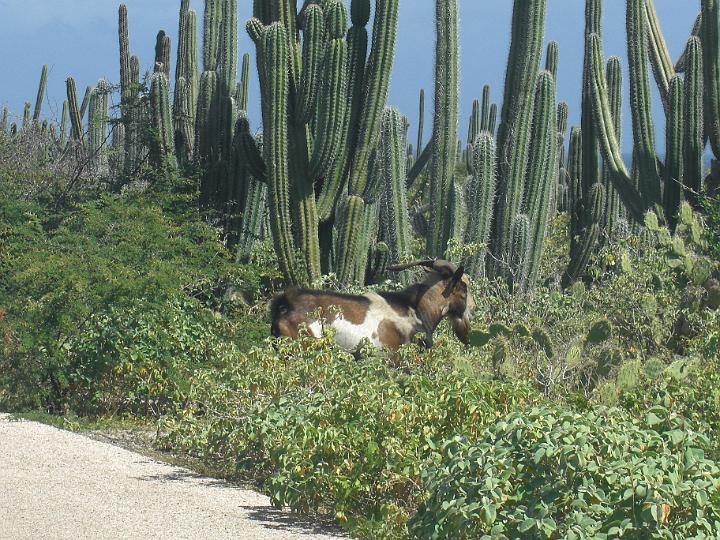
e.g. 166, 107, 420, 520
545, 40, 558, 80
645, 0, 674, 110
66, 78, 83, 142
33, 65, 48, 122
702, 0, 720, 158
465, 133, 496, 279
416, 88, 425, 159
683, 36, 704, 202
664, 75, 684, 229
602, 56, 624, 235
427, 0, 459, 257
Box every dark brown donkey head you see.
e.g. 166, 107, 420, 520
388, 259, 475, 344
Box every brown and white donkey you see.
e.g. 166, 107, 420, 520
270, 259, 475, 350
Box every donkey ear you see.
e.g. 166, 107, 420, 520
451, 266, 465, 285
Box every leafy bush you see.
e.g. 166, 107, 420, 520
0, 180, 268, 412
160, 335, 539, 537
60, 297, 242, 416
409, 406, 720, 539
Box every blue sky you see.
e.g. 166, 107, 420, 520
0, 1, 698, 151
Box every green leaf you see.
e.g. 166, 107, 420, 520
518, 518, 536, 533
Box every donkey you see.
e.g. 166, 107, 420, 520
270, 259, 474, 350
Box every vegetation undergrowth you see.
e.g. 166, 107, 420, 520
1, 136, 719, 538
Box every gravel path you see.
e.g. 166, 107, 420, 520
0, 414, 345, 540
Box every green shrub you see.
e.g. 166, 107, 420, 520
0, 184, 268, 412
409, 406, 720, 539
160, 335, 539, 538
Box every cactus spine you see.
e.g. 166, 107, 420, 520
427, 0, 459, 257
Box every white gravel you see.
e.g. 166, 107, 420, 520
0, 414, 346, 540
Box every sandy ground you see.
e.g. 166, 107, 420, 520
0, 414, 345, 540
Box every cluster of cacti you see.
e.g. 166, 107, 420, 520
478, 0, 557, 292
243, 0, 401, 285
6, 0, 717, 293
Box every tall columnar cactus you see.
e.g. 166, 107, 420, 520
247, 0, 400, 285
155, 30, 171, 78
237, 53, 250, 111
645, 0, 675, 112
149, 72, 175, 168
628, 0, 660, 206
22, 103, 31, 130
464, 133, 496, 279
581, 0, 601, 227
416, 88, 425, 159
524, 71, 558, 288
378, 107, 413, 283
118, 4, 140, 175
664, 75, 684, 230
490, 0, 548, 289
553, 100, 568, 217
701, 0, 720, 160
602, 56, 624, 235
427, 0, 459, 257
173, 4, 199, 163
563, 182, 605, 286
684, 36, 704, 201
567, 127, 583, 218
1, 107, 8, 134
66, 78, 83, 142
203, 0, 222, 72
88, 80, 110, 166
33, 65, 48, 123
59, 101, 68, 144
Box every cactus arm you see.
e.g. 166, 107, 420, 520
480, 84, 491, 132
683, 37, 704, 199
644, 0, 674, 110
379, 108, 413, 281
676, 13, 702, 72
602, 56, 624, 233
297, 4, 326, 123
263, 23, 301, 284
237, 53, 251, 111
587, 33, 646, 222
149, 72, 176, 168
581, 0, 601, 218
545, 41, 558, 80
406, 137, 432, 188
